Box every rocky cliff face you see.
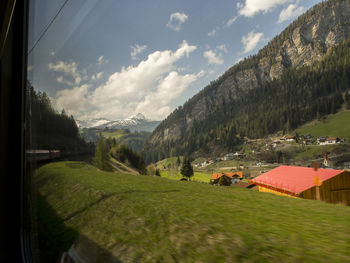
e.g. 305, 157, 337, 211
147, 0, 350, 153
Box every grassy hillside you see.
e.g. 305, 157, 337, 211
100, 129, 151, 152
160, 170, 211, 183
109, 157, 139, 175
296, 110, 350, 141
35, 161, 350, 262
155, 156, 183, 169
100, 129, 127, 140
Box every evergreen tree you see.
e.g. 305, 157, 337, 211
345, 90, 350, 109
110, 143, 147, 174
177, 156, 181, 167
93, 138, 113, 171
180, 157, 194, 180
218, 175, 231, 186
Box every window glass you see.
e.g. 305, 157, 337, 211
26, 0, 350, 262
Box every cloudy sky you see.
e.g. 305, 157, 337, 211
28, 0, 322, 121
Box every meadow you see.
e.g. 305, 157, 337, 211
35, 161, 350, 262
160, 170, 212, 183
100, 129, 127, 140
296, 110, 350, 141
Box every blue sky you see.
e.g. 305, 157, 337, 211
28, 0, 322, 121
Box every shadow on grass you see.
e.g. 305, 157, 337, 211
37, 194, 123, 262
71, 234, 122, 263
63, 189, 180, 222
37, 189, 180, 261
37, 193, 78, 262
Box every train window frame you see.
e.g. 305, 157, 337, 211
0, 0, 30, 262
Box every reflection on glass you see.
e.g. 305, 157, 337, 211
26, 0, 350, 262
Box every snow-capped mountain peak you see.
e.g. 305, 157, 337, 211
77, 113, 160, 132
132, 113, 146, 120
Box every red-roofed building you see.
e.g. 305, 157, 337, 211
250, 166, 350, 205
211, 172, 243, 184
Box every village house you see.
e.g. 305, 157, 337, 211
256, 162, 264, 167
325, 137, 340, 144
280, 135, 295, 141
317, 137, 327, 145
299, 134, 312, 140
317, 137, 342, 145
300, 134, 314, 144
344, 161, 350, 169
249, 165, 350, 205
211, 172, 243, 185
234, 152, 245, 158
224, 153, 235, 161
286, 136, 295, 141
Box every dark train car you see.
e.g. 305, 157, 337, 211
26, 150, 61, 162
49, 150, 61, 159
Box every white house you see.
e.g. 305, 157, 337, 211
319, 137, 339, 145
224, 153, 235, 161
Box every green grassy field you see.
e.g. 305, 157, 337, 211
295, 145, 336, 160
35, 161, 350, 262
296, 110, 350, 141
160, 170, 212, 183
155, 156, 183, 169
100, 129, 127, 140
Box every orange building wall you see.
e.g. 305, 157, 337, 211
258, 186, 299, 198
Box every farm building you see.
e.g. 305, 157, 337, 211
280, 135, 295, 141
249, 166, 350, 205
211, 172, 243, 184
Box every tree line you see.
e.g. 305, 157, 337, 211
25, 83, 93, 154
93, 137, 147, 174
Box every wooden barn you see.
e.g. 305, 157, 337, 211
211, 172, 243, 184
249, 166, 350, 205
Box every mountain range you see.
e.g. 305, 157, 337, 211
143, 0, 350, 163
77, 113, 160, 132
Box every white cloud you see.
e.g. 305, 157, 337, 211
217, 44, 228, 53
134, 70, 204, 119
238, 0, 293, 17
225, 15, 239, 27
130, 44, 147, 60
203, 50, 224, 65
56, 76, 74, 86
241, 31, 264, 54
55, 84, 93, 113
48, 61, 83, 85
91, 72, 103, 81
166, 12, 188, 31
278, 3, 305, 23
97, 55, 109, 65
208, 28, 217, 37
55, 41, 201, 121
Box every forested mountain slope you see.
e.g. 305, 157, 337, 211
144, 0, 350, 162
26, 83, 93, 154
